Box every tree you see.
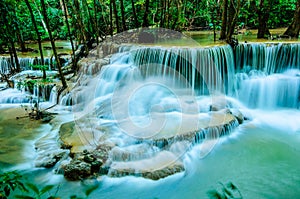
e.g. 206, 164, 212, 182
142, 0, 150, 27
220, 0, 228, 40
0, 1, 21, 73
283, 0, 300, 38
120, 0, 127, 31
111, 0, 120, 33
61, 0, 77, 72
24, 0, 46, 79
40, 0, 67, 101
131, 0, 139, 29
219, 0, 241, 45
257, 0, 271, 38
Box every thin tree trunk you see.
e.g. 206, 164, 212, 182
220, 0, 228, 40
166, 0, 170, 28
257, 0, 271, 38
62, 0, 77, 72
8, 46, 16, 73
131, 0, 139, 29
226, 0, 240, 44
32, 0, 48, 33
109, 0, 113, 36
120, 0, 127, 31
72, 0, 88, 54
93, 0, 99, 44
16, 29, 26, 52
111, 0, 120, 33
283, 0, 300, 38
25, 0, 46, 79
40, 0, 67, 93
142, 0, 150, 27
160, 0, 166, 28
82, 0, 96, 44
10, 40, 20, 73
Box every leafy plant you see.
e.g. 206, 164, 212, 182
15, 183, 55, 199
0, 171, 27, 199
0, 170, 99, 199
31, 64, 49, 71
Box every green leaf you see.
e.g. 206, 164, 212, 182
26, 183, 39, 195
40, 185, 55, 195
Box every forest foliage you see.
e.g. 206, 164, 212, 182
0, 0, 299, 96
0, 0, 299, 51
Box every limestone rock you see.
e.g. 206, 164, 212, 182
108, 151, 184, 180
35, 149, 68, 168
230, 108, 244, 124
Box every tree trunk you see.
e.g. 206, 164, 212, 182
160, 0, 166, 28
111, 0, 120, 33
283, 0, 300, 38
142, 0, 150, 27
62, 0, 77, 72
226, 0, 240, 45
109, 0, 113, 36
220, 0, 228, 40
72, 0, 88, 55
257, 0, 271, 38
24, 0, 46, 79
131, 0, 139, 29
40, 0, 67, 91
10, 40, 20, 73
93, 0, 99, 44
16, 29, 27, 52
8, 46, 16, 73
120, 0, 127, 31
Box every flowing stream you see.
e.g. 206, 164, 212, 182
0, 42, 300, 198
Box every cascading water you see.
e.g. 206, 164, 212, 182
1, 37, 300, 198
235, 43, 300, 108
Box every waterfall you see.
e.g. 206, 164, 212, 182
235, 43, 300, 74
235, 43, 300, 108
131, 45, 235, 95
0, 56, 70, 72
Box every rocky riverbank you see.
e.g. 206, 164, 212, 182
55, 107, 245, 181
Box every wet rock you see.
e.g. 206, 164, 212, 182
108, 151, 185, 180
84, 154, 95, 163
230, 109, 244, 124
61, 145, 112, 180
63, 161, 92, 181
35, 150, 68, 168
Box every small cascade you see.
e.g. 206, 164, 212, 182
0, 56, 69, 72
236, 69, 300, 109
33, 83, 56, 102
235, 43, 300, 74
234, 43, 300, 109
0, 57, 11, 74
0, 88, 30, 103
131, 45, 236, 95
